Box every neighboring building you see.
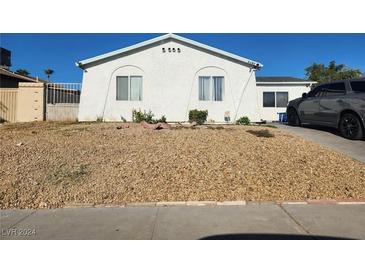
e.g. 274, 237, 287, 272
76, 34, 315, 122
256, 77, 315, 121
0, 68, 42, 88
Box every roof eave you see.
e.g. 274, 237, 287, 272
256, 81, 317, 85
76, 33, 262, 69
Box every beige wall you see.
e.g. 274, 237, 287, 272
0, 88, 18, 122
16, 82, 44, 122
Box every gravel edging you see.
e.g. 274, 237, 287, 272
60, 199, 365, 208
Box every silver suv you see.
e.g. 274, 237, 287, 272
286, 78, 365, 140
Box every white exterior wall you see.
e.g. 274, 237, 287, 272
256, 84, 312, 121
78, 40, 261, 123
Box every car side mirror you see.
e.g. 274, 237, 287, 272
302, 92, 308, 98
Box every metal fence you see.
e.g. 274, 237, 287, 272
45, 83, 81, 121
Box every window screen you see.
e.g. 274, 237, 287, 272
130, 76, 143, 101
276, 92, 288, 107
199, 76, 211, 101
213, 77, 224, 101
351, 81, 365, 92
116, 76, 128, 100
263, 92, 275, 107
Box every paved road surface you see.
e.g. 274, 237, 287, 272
1, 204, 365, 239
275, 124, 365, 163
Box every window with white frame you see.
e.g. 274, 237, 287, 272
199, 76, 224, 101
263, 91, 288, 107
116, 76, 143, 101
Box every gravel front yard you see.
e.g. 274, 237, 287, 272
1, 122, 364, 209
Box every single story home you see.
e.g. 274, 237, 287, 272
76, 34, 315, 122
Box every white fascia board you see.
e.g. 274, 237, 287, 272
169, 34, 263, 68
76, 33, 263, 69
256, 81, 317, 85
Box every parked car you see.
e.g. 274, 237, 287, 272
286, 78, 365, 140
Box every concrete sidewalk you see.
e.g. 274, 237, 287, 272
1, 204, 365, 239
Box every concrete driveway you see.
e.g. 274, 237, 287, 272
275, 124, 365, 163
1, 204, 365, 240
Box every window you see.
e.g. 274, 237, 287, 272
322, 83, 346, 96
351, 81, 365, 92
263, 91, 288, 107
130, 76, 143, 101
116, 76, 143, 101
199, 76, 224, 101
312, 83, 346, 97
116, 76, 128, 100
199, 77, 211, 101
276, 92, 288, 107
263, 92, 275, 107
213, 77, 224, 101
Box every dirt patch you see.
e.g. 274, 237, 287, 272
0, 122, 364, 209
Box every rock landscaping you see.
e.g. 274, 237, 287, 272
0, 121, 364, 209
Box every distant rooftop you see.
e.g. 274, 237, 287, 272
0, 68, 47, 83
256, 76, 312, 83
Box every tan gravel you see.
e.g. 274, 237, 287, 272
0, 121, 364, 209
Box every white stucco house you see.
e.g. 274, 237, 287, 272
76, 33, 315, 122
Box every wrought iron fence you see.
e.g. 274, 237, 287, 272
46, 83, 81, 104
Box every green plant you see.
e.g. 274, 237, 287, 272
132, 109, 167, 124
188, 109, 208, 125
96, 116, 103, 122
236, 116, 250, 125
120, 116, 127, 123
158, 115, 166, 123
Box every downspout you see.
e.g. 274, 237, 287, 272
233, 68, 256, 122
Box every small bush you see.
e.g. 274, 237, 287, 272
132, 109, 167, 124
158, 115, 167, 123
236, 116, 250, 125
189, 109, 208, 125
96, 116, 103, 122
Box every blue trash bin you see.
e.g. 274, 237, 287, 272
277, 112, 288, 123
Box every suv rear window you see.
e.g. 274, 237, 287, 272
350, 81, 365, 92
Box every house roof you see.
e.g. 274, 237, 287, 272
0, 68, 47, 83
256, 76, 316, 85
76, 33, 263, 69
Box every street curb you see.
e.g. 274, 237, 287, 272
58, 199, 365, 209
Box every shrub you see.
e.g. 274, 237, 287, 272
236, 116, 250, 125
158, 115, 167, 123
189, 109, 208, 125
132, 109, 167, 124
96, 116, 103, 122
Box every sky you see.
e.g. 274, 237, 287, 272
1, 33, 364, 82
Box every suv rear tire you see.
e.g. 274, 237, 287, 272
339, 113, 364, 140
287, 108, 301, 126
